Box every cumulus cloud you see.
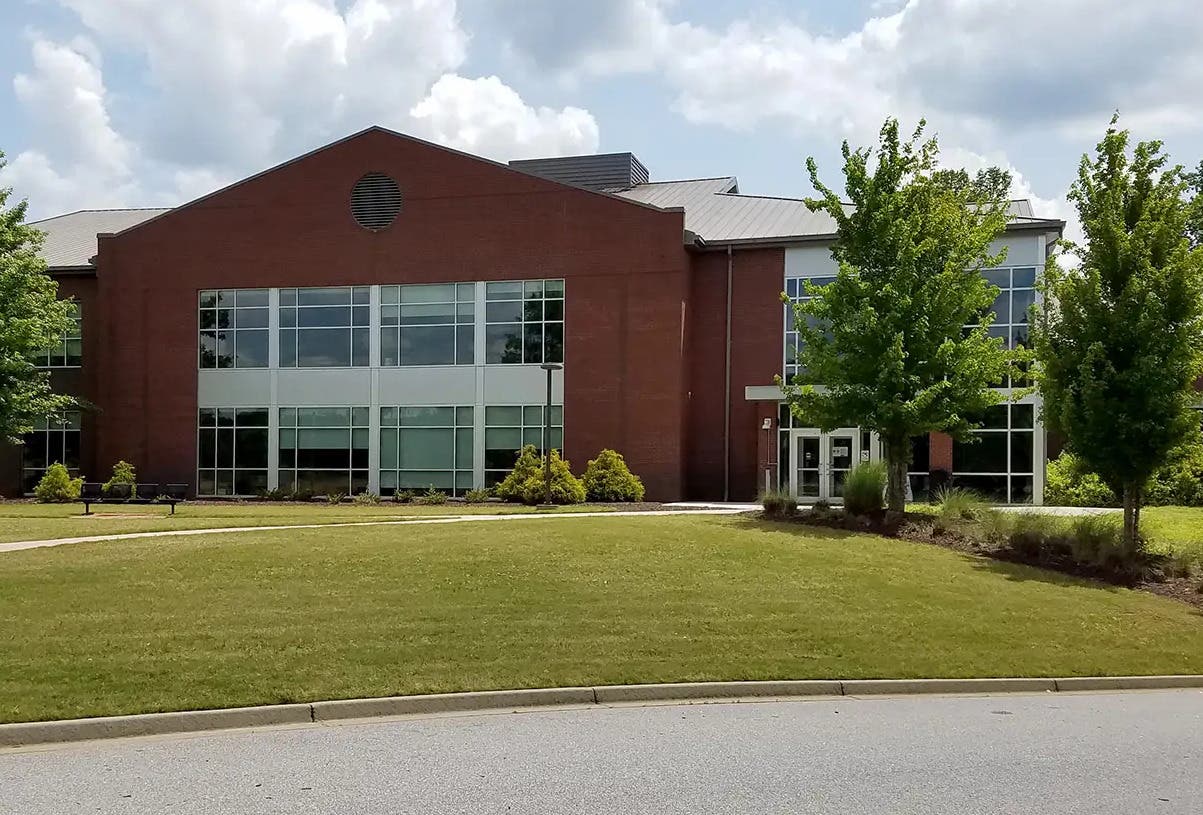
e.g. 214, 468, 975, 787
411, 75, 599, 159
3, 0, 604, 218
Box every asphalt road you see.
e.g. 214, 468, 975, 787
2, 690, 1200, 814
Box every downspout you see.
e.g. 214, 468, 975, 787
723, 245, 733, 502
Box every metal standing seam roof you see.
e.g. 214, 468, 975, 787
612, 179, 1057, 244
30, 208, 171, 269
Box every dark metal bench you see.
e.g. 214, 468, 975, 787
80, 482, 187, 515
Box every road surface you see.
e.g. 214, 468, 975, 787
2, 690, 1200, 814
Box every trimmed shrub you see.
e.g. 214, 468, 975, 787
102, 460, 136, 495
419, 487, 448, 505
843, 462, 886, 516
582, 449, 645, 502
34, 462, 82, 503
393, 489, 415, 504
353, 491, 380, 505
760, 489, 797, 518
464, 488, 491, 504
495, 445, 543, 503
517, 450, 585, 505
1045, 453, 1117, 507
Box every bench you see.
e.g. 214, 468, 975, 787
80, 482, 188, 515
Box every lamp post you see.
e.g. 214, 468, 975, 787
539, 362, 563, 507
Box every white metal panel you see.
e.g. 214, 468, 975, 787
197, 369, 272, 406
483, 366, 563, 404
377, 367, 477, 405
277, 369, 372, 404
784, 244, 839, 279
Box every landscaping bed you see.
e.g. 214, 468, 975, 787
765, 503, 1203, 610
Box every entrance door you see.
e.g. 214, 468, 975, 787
790, 428, 860, 503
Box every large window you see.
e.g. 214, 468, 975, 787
970, 266, 1037, 387
34, 302, 82, 368
484, 280, 564, 364
199, 290, 269, 368
381, 284, 475, 366
379, 406, 474, 496
278, 407, 369, 495
21, 412, 81, 494
952, 403, 1036, 503
279, 287, 370, 368
197, 408, 269, 496
484, 405, 563, 486
783, 274, 835, 381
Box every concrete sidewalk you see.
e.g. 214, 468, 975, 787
0, 507, 748, 554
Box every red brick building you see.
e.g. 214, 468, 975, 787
5, 127, 1063, 502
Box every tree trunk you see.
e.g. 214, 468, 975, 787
884, 437, 909, 514
1121, 481, 1141, 553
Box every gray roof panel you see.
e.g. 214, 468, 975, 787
613, 181, 1059, 244
31, 208, 171, 269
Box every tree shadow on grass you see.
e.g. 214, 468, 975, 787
729, 515, 859, 540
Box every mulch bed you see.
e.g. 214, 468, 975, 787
763, 508, 1203, 611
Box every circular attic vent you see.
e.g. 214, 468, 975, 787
350, 172, 402, 231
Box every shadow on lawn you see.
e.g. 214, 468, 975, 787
730, 515, 860, 540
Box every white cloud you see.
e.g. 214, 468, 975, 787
4, 0, 605, 218
3, 36, 140, 215
411, 75, 599, 159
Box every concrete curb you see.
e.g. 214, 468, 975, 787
311, 687, 596, 721
4, 676, 1201, 748
0, 703, 313, 748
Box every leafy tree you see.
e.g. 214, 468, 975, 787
0, 150, 77, 442
782, 118, 1019, 512
1033, 117, 1203, 548
1185, 159, 1203, 247
930, 167, 1013, 201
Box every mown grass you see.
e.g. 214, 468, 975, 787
1142, 507, 1203, 560
0, 515, 1200, 723
0, 500, 609, 544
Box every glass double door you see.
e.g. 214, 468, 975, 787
790, 428, 860, 503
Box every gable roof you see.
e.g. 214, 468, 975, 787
30, 208, 171, 270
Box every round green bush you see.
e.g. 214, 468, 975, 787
34, 462, 82, 503
494, 445, 543, 502
517, 450, 585, 505
582, 449, 645, 502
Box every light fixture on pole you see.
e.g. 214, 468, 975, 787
539, 362, 563, 507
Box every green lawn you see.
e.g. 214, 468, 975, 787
1143, 507, 1203, 560
1, 514, 1200, 724
0, 500, 610, 544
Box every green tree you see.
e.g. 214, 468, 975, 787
0, 150, 76, 442
1033, 117, 1203, 548
783, 118, 1019, 512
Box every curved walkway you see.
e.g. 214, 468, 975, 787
0, 508, 748, 555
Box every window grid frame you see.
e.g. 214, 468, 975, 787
277, 405, 371, 495
483, 403, 565, 486
783, 274, 836, 381
21, 411, 82, 494
951, 402, 1037, 504
380, 283, 476, 367
378, 405, 475, 496
198, 289, 270, 370
196, 407, 270, 497
484, 279, 565, 366
34, 301, 82, 369
277, 286, 372, 369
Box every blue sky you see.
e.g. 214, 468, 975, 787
3, 0, 1202, 242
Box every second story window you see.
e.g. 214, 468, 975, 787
34, 302, 82, 368
279, 287, 370, 368
484, 280, 564, 365
783, 274, 835, 381
199, 289, 269, 368
381, 283, 475, 366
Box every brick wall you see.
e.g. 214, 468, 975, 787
89, 129, 692, 500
